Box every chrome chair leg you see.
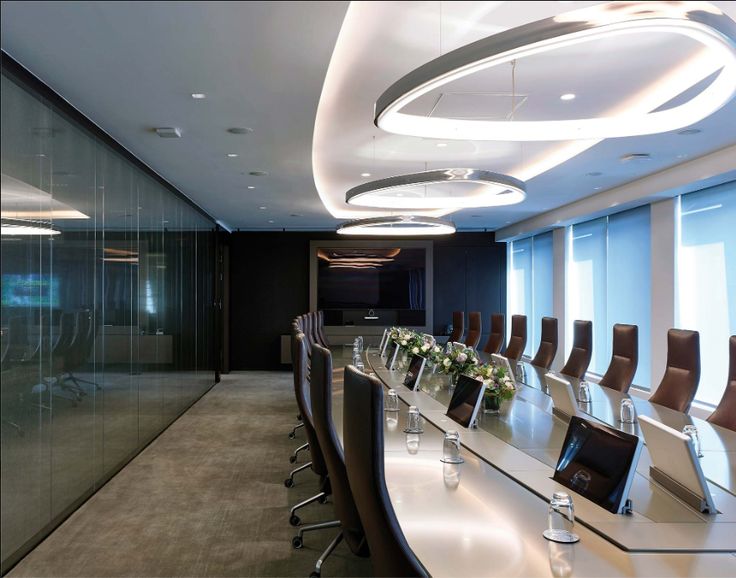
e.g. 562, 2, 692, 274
289, 491, 327, 526
288, 422, 304, 439
289, 442, 309, 464
311, 531, 343, 578
291, 520, 340, 549
284, 461, 311, 488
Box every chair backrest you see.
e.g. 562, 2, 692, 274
310, 311, 323, 348
310, 345, 368, 555
707, 335, 736, 432
302, 313, 314, 356
343, 366, 428, 577
465, 312, 482, 349
599, 324, 638, 393
649, 329, 701, 413
291, 329, 329, 480
449, 311, 464, 343
482, 313, 505, 354
504, 314, 527, 360
560, 320, 593, 379
317, 310, 330, 347
530, 317, 558, 369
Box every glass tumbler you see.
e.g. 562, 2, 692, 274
577, 381, 590, 403
440, 430, 464, 464
384, 389, 399, 412
405, 405, 422, 433
543, 492, 580, 543
355, 359, 365, 372
683, 425, 703, 458
619, 399, 636, 423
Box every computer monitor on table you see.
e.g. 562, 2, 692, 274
446, 374, 486, 429
545, 374, 581, 422
403, 355, 427, 392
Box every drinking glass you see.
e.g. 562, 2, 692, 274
440, 430, 464, 464
543, 492, 579, 543
443, 462, 461, 490
406, 433, 421, 454
404, 405, 422, 433
577, 381, 590, 403
355, 359, 365, 372
683, 425, 703, 458
356, 336, 363, 351
384, 389, 399, 412
516, 362, 525, 381
619, 399, 636, 424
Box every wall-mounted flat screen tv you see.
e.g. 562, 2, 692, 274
2, 274, 60, 308
317, 247, 425, 310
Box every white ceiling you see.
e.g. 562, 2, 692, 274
2, 1, 736, 233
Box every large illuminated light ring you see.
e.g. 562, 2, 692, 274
345, 168, 526, 209
337, 215, 456, 236
375, 2, 736, 141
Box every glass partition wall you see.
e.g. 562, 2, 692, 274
1, 66, 217, 572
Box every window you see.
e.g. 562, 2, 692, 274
677, 182, 736, 406
508, 232, 553, 357
567, 206, 651, 388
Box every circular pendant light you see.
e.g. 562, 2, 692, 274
345, 168, 525, 209
337, 215, 456, 236
375, 2, 736, 141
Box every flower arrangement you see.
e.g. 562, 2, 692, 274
471, 363, 516, 403
438, 345, 479, 380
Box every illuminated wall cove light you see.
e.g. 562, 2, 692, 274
337, 216, 455, 236
374, 2, 736, 141
345, 168, 526, 209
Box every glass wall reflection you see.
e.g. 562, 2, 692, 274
1, 69, 216, 572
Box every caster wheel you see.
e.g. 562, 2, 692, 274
284, 478, 294, 488
289, 514, 300, 527
292, 536, 303, 549
289, 455, 297, 464
288, 432, 296, 440
318, 495, 328, 504
310, 572, 320, 578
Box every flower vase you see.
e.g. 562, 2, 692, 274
450, 372, 459, 388
483, 395, 501, 414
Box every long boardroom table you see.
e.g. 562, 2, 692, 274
329, 346, 736, 577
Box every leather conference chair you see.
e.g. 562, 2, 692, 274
343, 366, 428, 578
599, 324, 638, 393
504, 314, 527, 361
317, 310, 330, 348
482, 313, 505, 354
530, 317, 558, 370
448, 311, 464, 344
309, 312, 323, 350
465, 311, 482, 349
707, 335, 736, 432
649, 329, 701, 413
560, 320, 593, 379
300, 344, 369, 576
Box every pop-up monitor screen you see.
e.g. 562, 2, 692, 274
385, 342, 399, 370
403, 355, 426, 391
446, 374, 486, 429
553, 417, 642, 514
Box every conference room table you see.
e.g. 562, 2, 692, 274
329, 346, 736, 577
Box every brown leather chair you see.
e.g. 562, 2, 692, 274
482, 313, 505, 354
465, 311, 482, 348
530, 317, 558, 369
302, 345, 369, 574
706, 335, 735, 431
649, 329, 701, 413
317, 310, 330, 347
449, 311, 464, 343
343, 366, 428, 577
599, 324, 638, 393
560, 320, 593, 379
504, 314, 527, 360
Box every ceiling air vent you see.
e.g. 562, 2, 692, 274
155, 127, 182, 138
620, 153, 651, 163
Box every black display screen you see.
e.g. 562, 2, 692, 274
403, 355, 425, 390
446, 374, 485, 428
317, 247, 425, 310
385, 342, 398, 370
553, 417, 642, 514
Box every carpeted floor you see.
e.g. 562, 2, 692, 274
7, 371, 373, 577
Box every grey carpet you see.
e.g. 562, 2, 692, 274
7, 371, 373, 578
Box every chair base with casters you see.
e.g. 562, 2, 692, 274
290, 442, 309, 464
288, 421, 304, 439
310, 531, 343, 578
289, 491, 328, 526
292, 519, 340, 549
284, 461, 312, 488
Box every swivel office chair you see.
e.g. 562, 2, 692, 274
649, 329, 701, 413
317, 310, 330, 348
309, 312, 323, 351
504, 315, 527, 361
482, 313, 505, 355
448, 311, 464, 344
530, 317, 558, 369
298, 344, 369, 576
560, 320, 593, 379
599, 324, 638, 393
465, 312, 482, 349
707, 335, 736, 431
343, 366, 428, 577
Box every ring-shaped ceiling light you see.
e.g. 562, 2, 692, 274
345, 168, 526, 209
375, 2, 736, 141
337, 215, 456, 236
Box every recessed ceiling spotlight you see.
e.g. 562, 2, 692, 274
374, 4, 736, 141
560, 93, 576, 101
436, 142, 448, 147
586, 171, 602, 177
290, 214, 302, 217
249, 170, 268, 176
259, 206, 267, 210
268, 220, 275, 224
247, 186, 256, 190
361, 172, 371, 177
227, 153, 239, 158
620, 153, 652, 162
155, 127, 182, 138
593, 186, 602, 190
677, 128, 702, 135
471, 215, 482, 218
191, 93, 206, 99
228, 127, 253, 134
337, 216, 455, 236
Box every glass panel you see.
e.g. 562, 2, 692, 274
508, 237, 532, 353
677, 183, 736, 406
531, 232, 554, 356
